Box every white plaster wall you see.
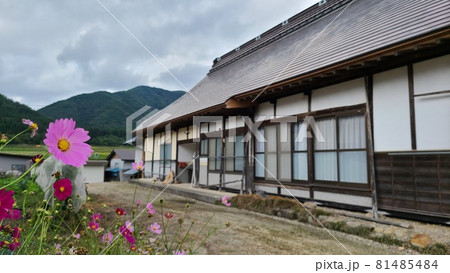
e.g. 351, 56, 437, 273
415, 94, 450, 150
373, 67, 412, 151
414, 55, 450, 95
223, 173, 244, 190
277, 93, 308, 116
199, 162, 208, 186
314, 191, 371, 207
255, 101, 274, 122
208, 173, 220, 186
171, 131, 177, 159
225, 116, 245, 129
135, 148, 143, 163
145, 137, 154, 153
311, 78, 366, 111
110, 159, 124, 169
254, 185, 278, 194
153, 134, 161, 160
281, 188, 309, 199
178, 127, 188, 141
178, 143, 197, 162
144, 161, 153, 177
83, 166, 104, 183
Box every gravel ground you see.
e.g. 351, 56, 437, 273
86, 182, 415, 255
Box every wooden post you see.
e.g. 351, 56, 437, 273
244, 114, 254, 194
219, 118, 226, 191
365, 75, 379, 219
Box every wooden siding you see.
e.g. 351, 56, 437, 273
375, 153, 450, 218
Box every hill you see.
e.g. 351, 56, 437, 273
0, 94, 52, 144
38, 86, 184, 145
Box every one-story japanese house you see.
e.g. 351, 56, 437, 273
136, 0, 450, 221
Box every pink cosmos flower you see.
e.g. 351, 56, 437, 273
125, 220, 134, 232
22, 118, 38, 138
136, 200, 141, 207
119, 225, 135, 244
164, 212, 174, 219
53, 178, 73, 201
89, 221, 100, 231
173, 250, 186, 255
132, 161, 145, 171
9, 227, 21, 251
149, 222, 162, 234
6, 209, 21, 220
221, 196, 231, 207
92, 213, 102, 221
73, 233, 81, 240
43, 118, 93, 167
0, 189, 15, 221
102, 232, 113, 244
146, 202, 155, 215
116, 208, 125, 216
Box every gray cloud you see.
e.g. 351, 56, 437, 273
0, 0, 317, 109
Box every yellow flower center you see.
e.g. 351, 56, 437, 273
58, 138, 71, 152
137, 166, 142, 170
31, 123, 38, 130
35, 158, 41, 163
60, 186, 65, 192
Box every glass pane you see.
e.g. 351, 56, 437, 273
339, 115, 366, 149
200, 139, 208, 155
225, 137, 234, 171
235, 135, 244, 156
293, 152, 308, 181
314, 152, 338, 181
256, 128, 265, 152
265, 153, 277, 180
208, 138, 216, 157
209, 158, 215, 171
255, 154, 265, 177
216, 139, 222, 157
278, 152, 291, 181
160, 144, 164, 160
235, 157, 244, 172
294, 122, 308, 151
315, 118, 336, 150
165, 144, 171, 160
265, 125, 277, 152
216, 158, 221, 170
339, 151, 368, 183
279, 125, 291, 152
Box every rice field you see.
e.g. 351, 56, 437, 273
0, 144, 134, 160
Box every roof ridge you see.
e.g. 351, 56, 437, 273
209, 0, 352, 74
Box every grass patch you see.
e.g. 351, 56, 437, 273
370, 234, 404, 246
324, 221, 374, 237
416, 243, 449, 255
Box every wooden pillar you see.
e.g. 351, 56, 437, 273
219, 118, 226, 191
244, 114, 255, 194
365, 75, 379, 219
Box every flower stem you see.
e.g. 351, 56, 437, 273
0, 128, 29, 150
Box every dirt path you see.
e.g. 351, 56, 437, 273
86, 182, 412, 255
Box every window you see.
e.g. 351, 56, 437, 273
200, 139, 208, 156
208, 138, 222, 171
254, 125, 291, 181
293, 121, 308, 181
314, 115, 367, 184
225, 135, 245, 172
159, 141, 172, 176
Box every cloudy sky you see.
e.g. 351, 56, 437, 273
0, 0, 318, 110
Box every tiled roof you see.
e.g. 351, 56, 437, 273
140, 0, 450, 130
